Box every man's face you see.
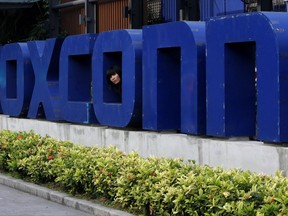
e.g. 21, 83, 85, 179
110, 73, 121, 84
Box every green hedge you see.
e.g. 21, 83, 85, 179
0, 130, 288, 215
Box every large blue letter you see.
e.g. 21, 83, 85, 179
0, 46, 2, 113
0, 43, 34, 116
92, 30, 142, 127
206, 12, 288, 142
28, 39, 63, 120
142, 21, 206, 134
59, 34, 98, 123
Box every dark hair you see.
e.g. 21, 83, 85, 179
107, 65, 121, 77
106, 65, 121, 84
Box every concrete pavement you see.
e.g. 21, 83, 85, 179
0, 173, 133, 216
0, 184, 91, 216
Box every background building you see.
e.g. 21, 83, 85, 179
49, 0, 288, 37
49, 0, 201, 36
0, 0, 287, 42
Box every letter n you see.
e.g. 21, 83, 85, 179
206, 12, 288, 142
143, 22, 206, 134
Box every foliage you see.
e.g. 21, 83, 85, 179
0, 0, 49, 45
1, 130, 288, 215
25, 0, 50, 41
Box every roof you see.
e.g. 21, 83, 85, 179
0, 0, 40, 9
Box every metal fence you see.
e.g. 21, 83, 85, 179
273, 0, 288, 11
146, 0, 163, 24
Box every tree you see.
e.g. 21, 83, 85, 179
0, 0, 49, 45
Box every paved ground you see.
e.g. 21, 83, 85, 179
0, 173, 133, 216
0, 184, 92, 216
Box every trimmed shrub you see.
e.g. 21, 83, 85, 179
0, 130, 288, 215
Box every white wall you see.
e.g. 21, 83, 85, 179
1, 115, 287, 176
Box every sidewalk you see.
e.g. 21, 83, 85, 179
0, 173, 133, 216
0, 184, 91, 216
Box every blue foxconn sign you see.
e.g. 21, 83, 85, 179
0, 12, 288, 143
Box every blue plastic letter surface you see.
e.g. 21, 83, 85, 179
0, 43, 34, 116
92, 30, 142, 127
206, 12, 288, 142
143, 21, 206, 134
59, 34, 98, 123
28, 39, 63, 120
0, 46, 2, 113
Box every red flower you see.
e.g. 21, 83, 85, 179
47, 155, 54, 160
17, 135, 23, 139
128, 175, 134, 180
99, 168, 103, 173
